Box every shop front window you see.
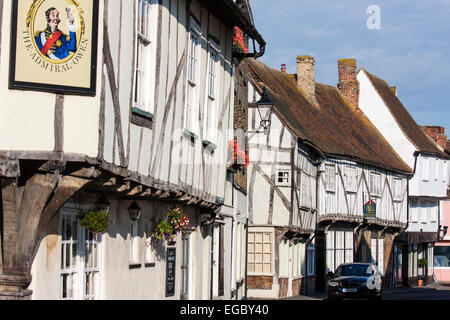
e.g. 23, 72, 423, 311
434, 246, 450, 268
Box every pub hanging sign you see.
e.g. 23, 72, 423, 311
364, 199, 377, 219
9, 0, 99, 95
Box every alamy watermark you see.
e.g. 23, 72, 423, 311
367, 5, 381, 30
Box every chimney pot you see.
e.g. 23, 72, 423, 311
337, 58, 359, 108
391, 86, 397, 96
296, 55, 318, 105
281, 64, 286, 73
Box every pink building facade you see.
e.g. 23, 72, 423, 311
434, 199, 450, 284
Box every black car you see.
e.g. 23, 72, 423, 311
327, 263, 383, 300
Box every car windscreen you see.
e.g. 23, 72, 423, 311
335, 264, 373, 277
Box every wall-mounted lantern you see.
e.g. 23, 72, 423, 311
256, 87, 273, 135
95, 195, 110, 213
128, 201, 141, 221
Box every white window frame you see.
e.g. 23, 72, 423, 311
325, 164, 336, 192
300, 171, 311, 208
276, 170, 290, 187
203, 39, 220, 142
369, 172, 381, 197
184, 17, 202, 134
326, 230, 353, 274
393, 178, 402, 201
133, 0, 158, 114
410, 199, 419, 223
443, 160, 448, 183
130, 220, 140, 264
60, 208, 102, 300
345, 166, 357, 193
422, 157, 429, 181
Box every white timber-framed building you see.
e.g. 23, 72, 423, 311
0, 0, 265, 300
357, 68, 450, 286
245, 56, 413, 297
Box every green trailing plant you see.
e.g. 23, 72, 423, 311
151, 220, 175, 242
151, 206, 191, 242
80, 210, 110, 233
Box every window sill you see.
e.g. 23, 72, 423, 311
203, 140, 217, 152
129, 263, 142, 270
183, 129, 199, 142
131, 107, 154, 129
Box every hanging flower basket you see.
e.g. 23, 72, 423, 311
167, 206, 191, 233
227, 139, 249, 169
151, 220, 175, 242
233, 26, 248, 54
79, 209, 110, 234
151, 206, 191, 242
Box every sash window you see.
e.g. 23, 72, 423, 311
185, 18, 201, 134
203, 40, 220, 141
133, 0, 158, 114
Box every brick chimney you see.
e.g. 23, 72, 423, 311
297, 55, 318, 105
337, 58, 360, 108
422, 126, 448, 149
281, 64, 287, 73
391, 86, 397, 96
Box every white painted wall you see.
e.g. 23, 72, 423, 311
357, 70, 417, 168
318, 158, 408, 225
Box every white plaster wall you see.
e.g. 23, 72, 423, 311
357, 70, 417, 168
410, 155, 448, 197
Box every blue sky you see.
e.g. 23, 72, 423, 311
251, 0, 450, 132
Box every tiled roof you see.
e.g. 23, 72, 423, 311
247, 59, 413, 174
362, 69, 449, 159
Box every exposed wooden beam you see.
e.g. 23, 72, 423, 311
116, 180, 130, 192
127, 185, 142, 197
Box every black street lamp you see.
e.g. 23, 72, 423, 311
256, 87, 273, 134
128, 201, 141, 221
95, 195, 110, 213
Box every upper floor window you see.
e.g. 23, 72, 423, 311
443, 161, 448, 183
325, 164, 336, 192
277, 170, 290, 187
133, 0, 158, 114
300, 171, 311, 208
410, 199, 419, 222
393, 178, 402, 201
345, 166, 357, 193
422, 157, 429, 181
184, 17, 202, 134
203, 39, 220, 142
369, 172, 381, 197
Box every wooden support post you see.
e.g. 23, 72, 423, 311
0, 171, 90, 300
